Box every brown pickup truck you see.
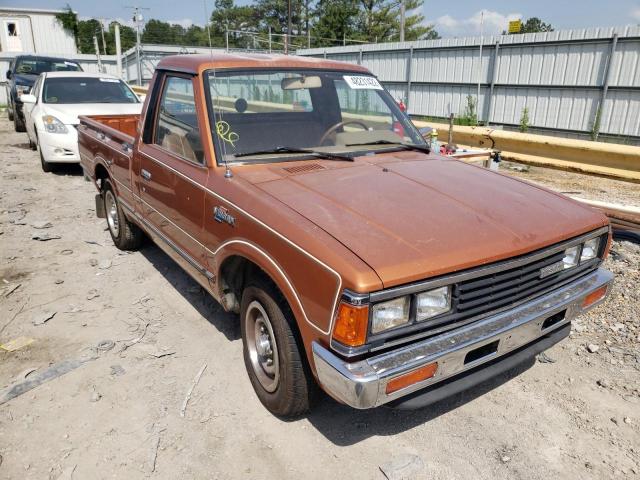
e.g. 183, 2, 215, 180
78, 53, 614, 417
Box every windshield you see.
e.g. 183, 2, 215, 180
204, 69, 426, 163
16, 58, 81, 75
43, 77, 139, 104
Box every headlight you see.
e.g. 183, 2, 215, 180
16, 84, 31, 97
42, 115, 68, 134
580, 237, 600, 262
416, 286, 451, 321
563, 246, 579, 269
371, 296, 410, 334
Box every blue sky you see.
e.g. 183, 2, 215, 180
16, 0, 640, 37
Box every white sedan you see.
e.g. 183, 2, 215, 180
20, 72, 142, 172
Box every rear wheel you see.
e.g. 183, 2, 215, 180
103, 179, 143, 251
13, 112, 26, 132
240, 278, 317, 417
7, 106, 13, 121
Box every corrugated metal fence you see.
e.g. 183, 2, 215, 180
298, 26, 640, 142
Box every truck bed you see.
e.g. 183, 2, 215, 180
78, 114, 139, 211
79, 114, 139, 143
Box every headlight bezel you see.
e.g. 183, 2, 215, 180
42, 115, 69, 134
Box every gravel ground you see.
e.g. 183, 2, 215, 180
1, 118, 639, 479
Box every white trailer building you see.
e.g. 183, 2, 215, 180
0, 7, 77, 55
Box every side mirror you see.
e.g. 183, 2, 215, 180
20, 94, 36, 104
6, 70, 11, 80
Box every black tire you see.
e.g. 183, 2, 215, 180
102, 179, 144, 251
28, 130, 37, 150
38, 139, 53, 173
13, 112, 26, 132
240, 278, 317, 417
7, 107, 13, 121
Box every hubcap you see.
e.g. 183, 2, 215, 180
104, 190, 120, 237
245, 300, 279, 392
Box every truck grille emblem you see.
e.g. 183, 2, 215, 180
539, 261, 564, 279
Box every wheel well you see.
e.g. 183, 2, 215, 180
219, 255, 278, 314
94, 164, 110, 190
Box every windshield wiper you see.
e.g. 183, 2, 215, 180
234, 146, 354, 162
345, 140, 431, 154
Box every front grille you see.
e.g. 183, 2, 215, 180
366, 229, 607, 346
454, 251, 595, 320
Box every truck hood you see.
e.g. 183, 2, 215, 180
250, 154, 607, 288
43, 103, 143, 125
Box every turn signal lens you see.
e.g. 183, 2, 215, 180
385, 362, 438, 395
332, 302, 369, 347
582, 286, 608, 309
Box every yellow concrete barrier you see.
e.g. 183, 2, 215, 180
413, 121, 640, 183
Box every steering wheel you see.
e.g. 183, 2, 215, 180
319, 120, 369, 146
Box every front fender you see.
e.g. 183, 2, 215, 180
211, 239, 340, 372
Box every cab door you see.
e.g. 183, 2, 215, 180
136, 73, 211, 282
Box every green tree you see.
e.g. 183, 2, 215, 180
397, 0, 439, 41
77, 18, 103, 53
55, 4, 79, 49
108, 21, 137, 53
211, 0, 260, 48
517, 17, 553, 34
142, 19, 176, 44
311, 0, 359, 46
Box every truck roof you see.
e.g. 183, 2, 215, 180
156, 52, 371, 75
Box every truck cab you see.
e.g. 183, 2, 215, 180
78, 53, 613, 417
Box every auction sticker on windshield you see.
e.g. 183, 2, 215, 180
343, 75, 383, 90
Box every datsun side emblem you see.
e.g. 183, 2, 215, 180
539, 261, 564, 279
214, 206, 235, 226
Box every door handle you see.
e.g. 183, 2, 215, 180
141, 169, 152, 181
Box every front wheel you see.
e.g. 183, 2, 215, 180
38, 138, 52, 173
240, 279, 317, 417
103, 180, 144, 250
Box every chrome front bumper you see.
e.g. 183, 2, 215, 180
313, 268, 613, 409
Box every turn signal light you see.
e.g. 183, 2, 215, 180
332, 302, 369, 347
385, 362, 438, 395
582, 286, 608, 309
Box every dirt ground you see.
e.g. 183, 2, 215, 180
1, 116, 639, 480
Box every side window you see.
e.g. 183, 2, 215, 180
154, 76, 203, 164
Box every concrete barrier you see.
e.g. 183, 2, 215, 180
413, 121, 640, 183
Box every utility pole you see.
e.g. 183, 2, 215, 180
98, 18, 107, 55
286, 0, 292, 54
93, 35, 103, 72
225, 26, 229, 52
126, 6, 150, 86
399, 0, 405, 42
476, 10, 484, 125
268, 26, 272, 53
115, 23, 122, 78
